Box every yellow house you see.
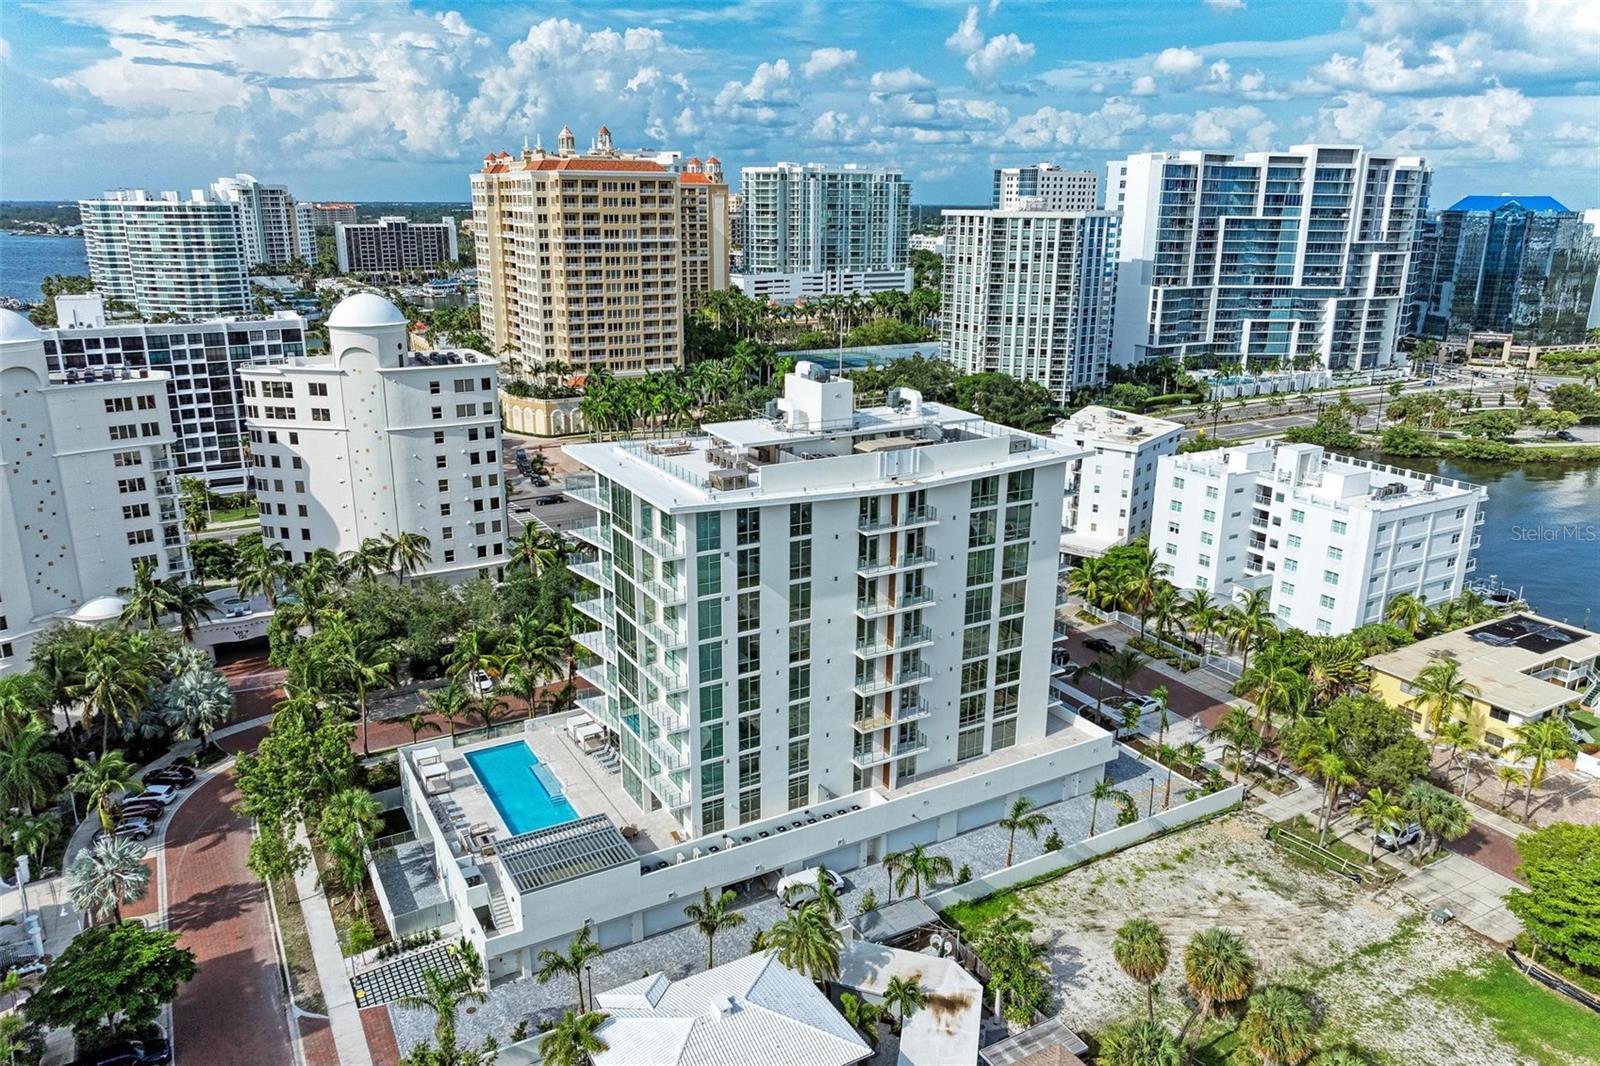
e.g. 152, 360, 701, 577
1365, 613, 1600, 750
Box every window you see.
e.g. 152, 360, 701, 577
966, 549, 994, 587
789, 503, 811, 537
968, 510, 995, 547
1203, 509, 1216, 522
1200, 532, 1213, 545
126, 529, 154, 545
1277, 606, 1292, 620
957, 729, 985, 761
1280, 582, 1296, 595
696, 555, 721, 597
1171, 476, 1185, 489
1286, 534, 1301, 548
1291, 509, 1305, 523
1205, 486, 1218, 499
1319, 595, 1336, 609
735, 507, 760, 545
308, 382, 328, 397
735, 547, 759, 589
1197, 553, 1211, 566
698, 642, 723, 682
1331, 520, 1347, 535
971, 476, 998, 508
1323, 570, 1339, 586
1006, 469, 1034, 502
1327, 546, 1343, 560
1315, 619, 1332, 634
1170, 500, 1183, 512
788, 539, 811, 580
1283, 558, 1298, 572
696, 515, 720, 553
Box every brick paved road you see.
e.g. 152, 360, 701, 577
166, 771, 295, 1065
1059, 626, 1233, 728
1446, 822, 1527, 884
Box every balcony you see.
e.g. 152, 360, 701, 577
646, 734, 690, 772
640, 657, 689, 693
576, 663, 610, 694
566, 475, 605, 509
638, 616, 687, 648
648, 770, 691, 810
1249, 511, 1269, 530
577, 694, 613, 728
571, 559, 613, 590
854, 589, 937, 618
640, 573, 687, 605
850, 729, 928, 769
851, 698, 931, 733
574, 596, 612, 623
569, 521, 603, 548
1474, 511, 1485, 526
637, 530, 686, 560
851, 662, 933, 698
857, 504, 938, 534
853, 624, 935, 659
572, 628, 611, 658
855, 546, 938, 579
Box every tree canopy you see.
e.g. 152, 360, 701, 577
1505, 822, 1600, 973
25, 923, 197, 1043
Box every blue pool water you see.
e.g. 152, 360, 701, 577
463, 742, 578, 835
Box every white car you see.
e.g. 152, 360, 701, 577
126, 784, 178, 807
776, 866, 845, 908
472, 671, 495, 695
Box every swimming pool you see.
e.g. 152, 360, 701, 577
463, 741, 578, 835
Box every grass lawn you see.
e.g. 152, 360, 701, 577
271, 877, 326, 1015
1421, 955, 1600, 1065
208, 505, 257, 524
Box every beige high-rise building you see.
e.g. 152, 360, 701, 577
470, 124, 728, 376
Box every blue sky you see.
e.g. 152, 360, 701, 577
2, 0, 1597, 206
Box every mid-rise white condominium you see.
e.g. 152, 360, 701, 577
210, 173, 317, 265
1053, 406, 1183, 560
80, 189, 252, 318
1, 310, 188, 673
734, 163, 912, 302
563, 363, 1091, 835
240, 293, 507, 580
1107, 144, 1430, 371
992, 164, 1099, 212
1150, 441, 1485, 634
941, 207, 1119, 398
40, 294, 306, 490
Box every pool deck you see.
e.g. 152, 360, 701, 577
426, 723, 683, 856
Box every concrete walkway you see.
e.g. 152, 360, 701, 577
1392, 853, 1524, 944
292, 823, 374, 1066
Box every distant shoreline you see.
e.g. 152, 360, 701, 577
2, 229, 78, 239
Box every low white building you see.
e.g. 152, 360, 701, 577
1150, 441, 1486, 634
730, 268, 913, 304
1054, 406, 1183, 560
1, 310, 188, 672
240, 293, 507, 579
591, 950, 871, 1066
41, 294, 308, 490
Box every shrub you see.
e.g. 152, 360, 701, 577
1044, 829, 1064, 852
957, 864, 973, 884
345, 917, 376, 956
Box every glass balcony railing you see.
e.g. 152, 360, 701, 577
855, 546, 937, 579
854, 589, 937, 617
853, 624, 934, 658
851, 663, 933, 698
571, 559, 614, 590
857, 504, 938, 533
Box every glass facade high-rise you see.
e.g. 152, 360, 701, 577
1406, 195, 1599, 343
1107, 144, 1429, 370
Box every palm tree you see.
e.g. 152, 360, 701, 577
157, 660, 235, 754
70, 751, 139, 831
119, 560, 176, 631
1227, 589, 1274, 677
425, 680, 472, 738
756, 901, 842, 985
538, 1010, 610, 1066
838, 992, 882, 1047
340, 538, 389, 582
1307, 752, 1356, 845
1495, 764, 1527, 813
883, 843, 954, 900
1097, 647, 1149, 698
510, 526, 568, 578
13, 813, 62, 872
236, 537, 290, 608
1238, 985, 1319, 1066
401, 712, 441, 746
536, 926, 604, 1012
1434, 718, 1476, 795
1113, 918, 1170, 1022
1214, 706, 1262, 783
1384, 592, 1428, 637
73, 630, 155, 753
1176, 927, 1256, 1043
1412, 654, 1482, 736
1404, 782, 1471, 859
169, 581, 218, 642
334, 633, 394, 757
1182, 591, 1224, 658
1505, 717, 1576, 821
683, 887, 746, 970
1148, 582, 1186, 647
383, 530, 433, 583
1098, 1018, 1183, 1066
1352, 788, 1404, 863
1089, 777, 1119, 835
999, 795, 1051, 867
881, 974, 926, 1033
0, 719, 66, 816
396, 965, 488, 1051
68, 834, 150, 924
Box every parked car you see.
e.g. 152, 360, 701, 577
116, 801, 167, 822
125, 785, 177, 807
108, 818, 155, 842
776, 866, 845, 908
73, 1035, 172, 1066
143, 766, 195, 788
529, 475, 549, 487
1375, 822, 1422, 852
1083, 636, 1117, 655
472, 670, 495, 695
1555, 430, 1579, 442
534, 495, 563, 506
513, 447, 530, 463
3, 958, 47, 980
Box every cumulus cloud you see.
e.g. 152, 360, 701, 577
1312, 39, 1483, 93
802, 47, 858, 80
1153, 46, 1204, 75
715, 58, 793, 106
946, 6, 985, 54
944, 4, 1034, 88
1176, 104, 1276, 149
1204, 0, 1247, 10
1311, 85, 1534, 161
1130, 75, 1157, 96
869, 67, 934, 93
1006, 97, 1147, 148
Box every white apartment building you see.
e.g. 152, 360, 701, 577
80, 189, 252, 318
1150, 441, 1485, 634
40, 294, 306, 490
1, 310, 187, 673
735, 163, 912, 302
239, 293, 507, 579
993, 164, 1099, 212
563, 363, 1095, 834
1053, 406, 1183, 560
334, 216, 459, 275
940, 208, 1119, 398
1106, 144, 1430, 371
210, 173, 317, 265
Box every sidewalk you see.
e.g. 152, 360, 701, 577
1392, 854, 1524, 944
292, 824, 374, 1066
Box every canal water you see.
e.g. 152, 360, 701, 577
1364, 454, 1600, 627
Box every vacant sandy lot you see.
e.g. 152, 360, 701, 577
991, 813, 1590, 1066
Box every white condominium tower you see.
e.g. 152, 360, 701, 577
1054, 406, 1183, 560
1, 310, 188, 673
239, 294, 507, 580
1150, 441, 1484, 635
80, 189, 252, 318
41, 294, 307, 490
940, 208, 1119, 398
471, 124, 728, 375
209, 174, 317, 265
563, 363, 1089, 835
1107, 144, 1430, 370
734, 163, 912, 302
993, 164, 1099, 212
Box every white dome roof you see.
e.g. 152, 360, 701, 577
0, 309, 45, 345
327, 292, 407, 330
70, 595, 128, 624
